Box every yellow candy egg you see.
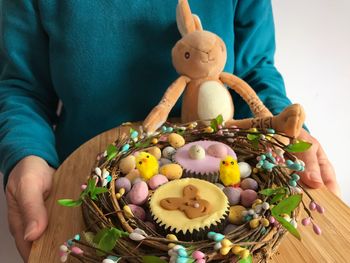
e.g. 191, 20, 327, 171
168, 133, 185, 148
260, 218, 270, 227
166, 234, 178, 241
123, 205, 134, 218
145, 146, 162, 160
249, 218, 260, 229
220, 246, 231, 256
125, 169, 140, 182
232, 245, 244, 255
228, 205, 246, 225
240, 249, 250, 259
119, 155, 136, 174
159, 164, 183, 180
221, 239, 233, 247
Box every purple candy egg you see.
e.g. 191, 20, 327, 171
148, 174, 169, 190
128, 204, 146, 221
223, 187, 241, 205
240, 178, 258, 191
240, 189, 258, 208
115, 177, 131, 193
126, 181, 149, 205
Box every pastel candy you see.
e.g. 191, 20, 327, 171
240, 189, 258, 208
162, 146, 176, 159
115, 177, 131, 193
159, 164, 183, 180
188, 145, 205, 160
119, 155, 136, 174
145, 146, 161, 160
125, 169, 140, 182
168, 133, 185, 148
229, 205, 247, 225
240, 178, 258, 191
223, 187, 241, 205
126, 181, 149, 205
148, 174, 169, 190
128, 204, 146, 220
207, 143, 227, 158
159, 158, 172, 166
238, 162, 252, 178
224, 224, 238, 235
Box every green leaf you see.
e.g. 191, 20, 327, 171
271, 194, 302, 216
93, 228, 110, 244
215, 114, 224, 126
96, 228, 128, 255
285, 140, 312, 153
270, 192, 286, 204
238, 255, 253, 263
90, 187, 109, 200
142, 256, 167, 263
106, 144, 118, 161
259, 187, 287, 196
274, 215, 301, 240
57, 199, 82, 207
135, 138, 153, 148
86, 178, 96, 193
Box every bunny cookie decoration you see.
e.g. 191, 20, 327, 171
143, 0, 305, 137
160, 184, 212, 219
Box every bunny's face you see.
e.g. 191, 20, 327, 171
172, 30, 227, 79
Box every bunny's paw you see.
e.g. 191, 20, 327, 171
275, 104, 306, 137
143, 105, 169, 134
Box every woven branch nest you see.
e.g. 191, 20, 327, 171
70, 122, 310, 263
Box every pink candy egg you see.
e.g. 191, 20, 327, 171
207, 143, 227, 158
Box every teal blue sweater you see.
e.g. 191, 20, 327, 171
0, 0, 292, 186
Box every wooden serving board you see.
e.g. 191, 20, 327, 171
29, 126, 350, 263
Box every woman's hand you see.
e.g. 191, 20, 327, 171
296, 129, 341, 196
6, 156, 55, 262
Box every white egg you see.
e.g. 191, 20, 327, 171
162, 146, 176, 159
238, 162, 252, 178
188, 144, 205, 160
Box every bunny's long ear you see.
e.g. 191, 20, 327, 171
176, 0, 202, 37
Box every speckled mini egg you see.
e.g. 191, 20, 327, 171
223, 187, 242, 205
240, 178, 258, 191
119, 155, 136, 174
126, 181, 149, 205
148, 174, 169, 190
240, 189, 258, 208
159, 163, 183, 180
238, 162, 252, 178
145, 146, 161, 160
207, 143, 228, 158
228, 205, 247, 225
128, 204, 146, 221
168, 133, 185, 149
159, 158, 172, 167
125, 169, 140, 183
115, 177, 131, 193
162, 146, 176, 159
188, 144, 205, 160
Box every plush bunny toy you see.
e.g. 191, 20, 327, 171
143, 0, 305, 137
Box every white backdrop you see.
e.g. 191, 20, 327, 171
1, 0, 349, 261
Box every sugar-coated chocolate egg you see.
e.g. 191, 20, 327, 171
128, 204, 146, 220
207, 143, 228, 158
126, 181, 149, 205
228, 205, 247, 225
223, 187, 242, 205
115, 177, 131, 193
148, 174, 169, 189
238, 162, 252, 178
168, 133, 185, 149
145, 146, 161, 160
188, 144, 205, 160
159, 163, 183, 180
162, 146, 176, 159
119, 155, 136, 174
125, 169, 140, 183
240, 178, 258, 191
240, 189, 258, 208
224, 224, 239, 235
159, 158, 172, 166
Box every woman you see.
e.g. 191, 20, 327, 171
0, 0, 339, 261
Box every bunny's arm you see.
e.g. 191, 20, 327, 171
143, 75, 190, 133
219, 72, 272, 118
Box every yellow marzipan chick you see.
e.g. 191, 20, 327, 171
135, 152, 159, 180
219, 156, 240, 186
